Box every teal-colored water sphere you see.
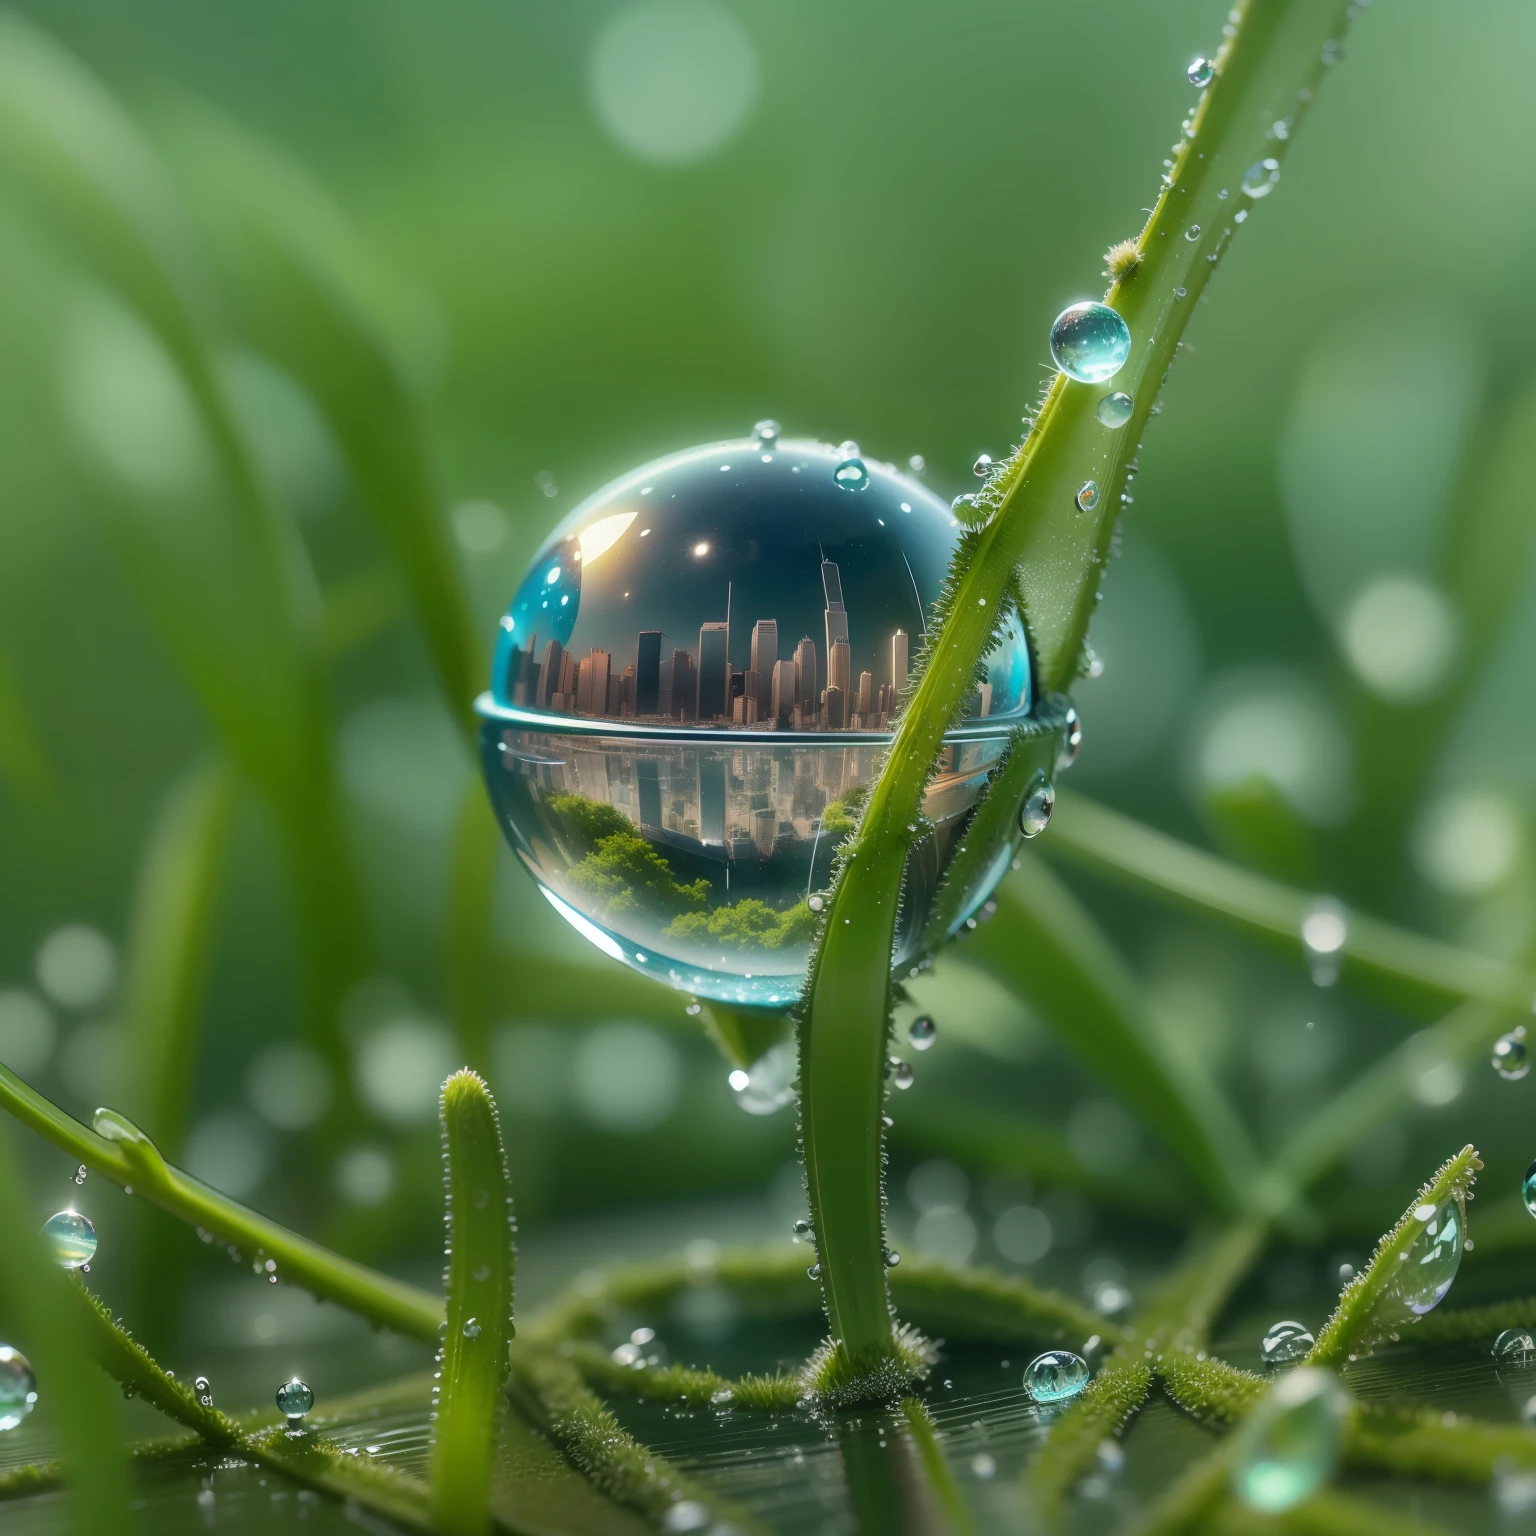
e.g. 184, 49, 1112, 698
276, 1378, 314, 1422
40, 1209, 96, 1269
0, 1345, 38, 1433
1385, 1197, 1463, 1317
1230, 1368, 1350, 1513
1025, 1349, 1089, 1403
1049, 302, 1132, 384
476, 435, 1068, 1008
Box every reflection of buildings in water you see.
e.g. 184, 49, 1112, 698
503, 555, 920, 731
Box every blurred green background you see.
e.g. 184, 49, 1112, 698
0, 0, 1533, 1391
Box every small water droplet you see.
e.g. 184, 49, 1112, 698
891, 1060, 915, 1090
194, 1375, 214, 1408
276, 1378, 313, 1424
92, 1106, 151, 1146
1019, 776, 1056, 839
972, 453, 994, 477
884, 1250, 901, 1268
833, 453, 869, 492
1078, 645, 1105, 680
907, 454, 926, 475
1187, 56, 1214, 86
808, 894, 824, 912
1493, 1030, 1530, 1080
971, 1452, 996, 1478
0, 1345, 38, 1432
807, 1263, 821, 1280
1185, 225, 1202, 242
1057, 708, 1083, 771
752, 419, 780, 446
710, 1387, 734, 1405
662, 1501, 711, 1534
791, 1219, 813, 1240
462, 1318, 482, 1339
472, 1263, 491, 1282
1300, 897, 1348, 986
73, 1165, 88, 1185
908, 1015, 937, 1051
1495, 1328, 1536, 1361
1050, 302, 1132, 384
1025, 1350, 1089, 1403
1229, 1368, 1349, 1512
1260, 1320, 1314, 1367
1096, 392, 1133, 429
40, 1210, 97, 1269
1242, 158, 1282, 198
1075, 480, 1100, 513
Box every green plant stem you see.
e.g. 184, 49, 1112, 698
432, 1071, 518, 1536
0, 1065, 443, 1339
1047, 792, 1536, 1014
0, 1126, 134, 1534
799, 0, 1360, 1389
447, 789, 501, 1072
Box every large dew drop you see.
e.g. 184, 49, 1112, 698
1049, 302, 1132, 384
1230, 1368, 1350, 1513
0, 1345, 38, 1432
41, 1209, 97, 1269
1261, 1320, 1314, 1367
276, 1378, 314, 1424
1025, 1350, 1089, 1403
1387, 1197, 1464, 1317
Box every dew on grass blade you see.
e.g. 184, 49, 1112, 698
1386, 1196, 1464, 1317
1185, 224, 1202, 241
0, 1346, 37, 1432
1230, 1368, 1350, 1513
891, 1060, 915, 1090
1075, 480, 1100, 513
1058, 707, 1082, 770
1187, 56, 1214, 86
276, 1378, 314, 1424
1261, 1320, 1314, 1367
462, 1318, 482, 1339
908, 1014, 937, 1051
1494, 1329, 1536, 1361
1096, 392, 1133, 428
1050, 302, 1131, 384
92, 1105, 152, 1146
1493, 1030, 1530, 1080
1300, 897, 1347, 986
194, 1375, 214, 1408
972, 454, 994, 477
1025, 1350, 1089, 1403
1242, 157, 1282, 197
41, 1209, 97, 1269
1019, 776, 1056, 838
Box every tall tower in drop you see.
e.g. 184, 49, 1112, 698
822, 559, 848, 676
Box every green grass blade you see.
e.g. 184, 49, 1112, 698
0, 1124, 134, 1533
0, 1065, 442, 1339
432, 1070, 517, 1536
972, 861, 1268, 1220
1048, 790, 1534, 1012
1308, 1146, 1481, 1368
157, 94, 484, 735
800, 0, 1363, 1387
447, 787, 500, 1072
0, 643, 51, 800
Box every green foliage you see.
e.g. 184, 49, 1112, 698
548, 790, 712, 918
665, 895, 818, 951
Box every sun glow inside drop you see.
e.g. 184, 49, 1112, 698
1493, 1029, 1529, 1080
1261, 1320, 1314, 1366
41, 1209, 97, 1269
1096, 392, 1133, 428
1388, 1197, 1464, 1316
1230, 1368, 1350, 1513
1049, 302, 1131, 384
1025, 1350, 1089, 1403
0, 1346, 37, 1432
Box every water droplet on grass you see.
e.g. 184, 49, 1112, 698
0, 1346, 37, 1432
972, 454, 994, 477
1050, 302, 1131, 384
1025, 1350, 1089, 1403
1187, 56, 1214, 85
462, 1318, 482, 1339
276, 1378, 313, 1424
1261, 1320, 1314, 1366
1019, 777, 1055, 838
41, 1210, 96, 1269
729, 1038, 796, 1115
1493, 1030, 1529, 1080
1242, 158, 1281, 197
1494, 1328, 1536, 1361
1058, 708, 1082, 770
908, 1015, 936, 1051
891, 1060, 915, 1090
1300, 898, 1347, 986
807, 1263, 821, 1280
1075, 481, 1100, 513
885, 1250, 901, 1268
1096, 392, 1133, 428
1388, 1197, 1464, 1316
1186, 224, 1202, 241
1230, 1368, 1349, 1511
194, 1376, 214, 1408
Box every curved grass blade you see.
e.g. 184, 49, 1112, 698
799, 0, 1365, 1387
0, 1124, 133, 1533
0, 1065, 442, 1339
155, 93, 484, 735
432, 1070, 517, 1536
1047, 791, 1535, 1014
972, 860, 1270, 1221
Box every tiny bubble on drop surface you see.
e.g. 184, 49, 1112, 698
1050, 302, 1131, 384
833, 455, 870, 492
751, 419, 780, 446
1025, 1350, 1089, 1403
1187, 56, 1214, 85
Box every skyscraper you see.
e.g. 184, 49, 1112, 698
829, 636, 851, 716
822, 560, 848, 670
538, 638, 565, 711
575, 650, 610, 716
794, 636, 818, 718
771, 658, 795, 722
856, 670, 873, 719
699, 755, 727, 844
635, 631, 662, 716
750, 619, 778, 682
697, 622, 729, 720
824, 685, 845, 731
671, 649, 695, 720
891, 629, 910, 700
